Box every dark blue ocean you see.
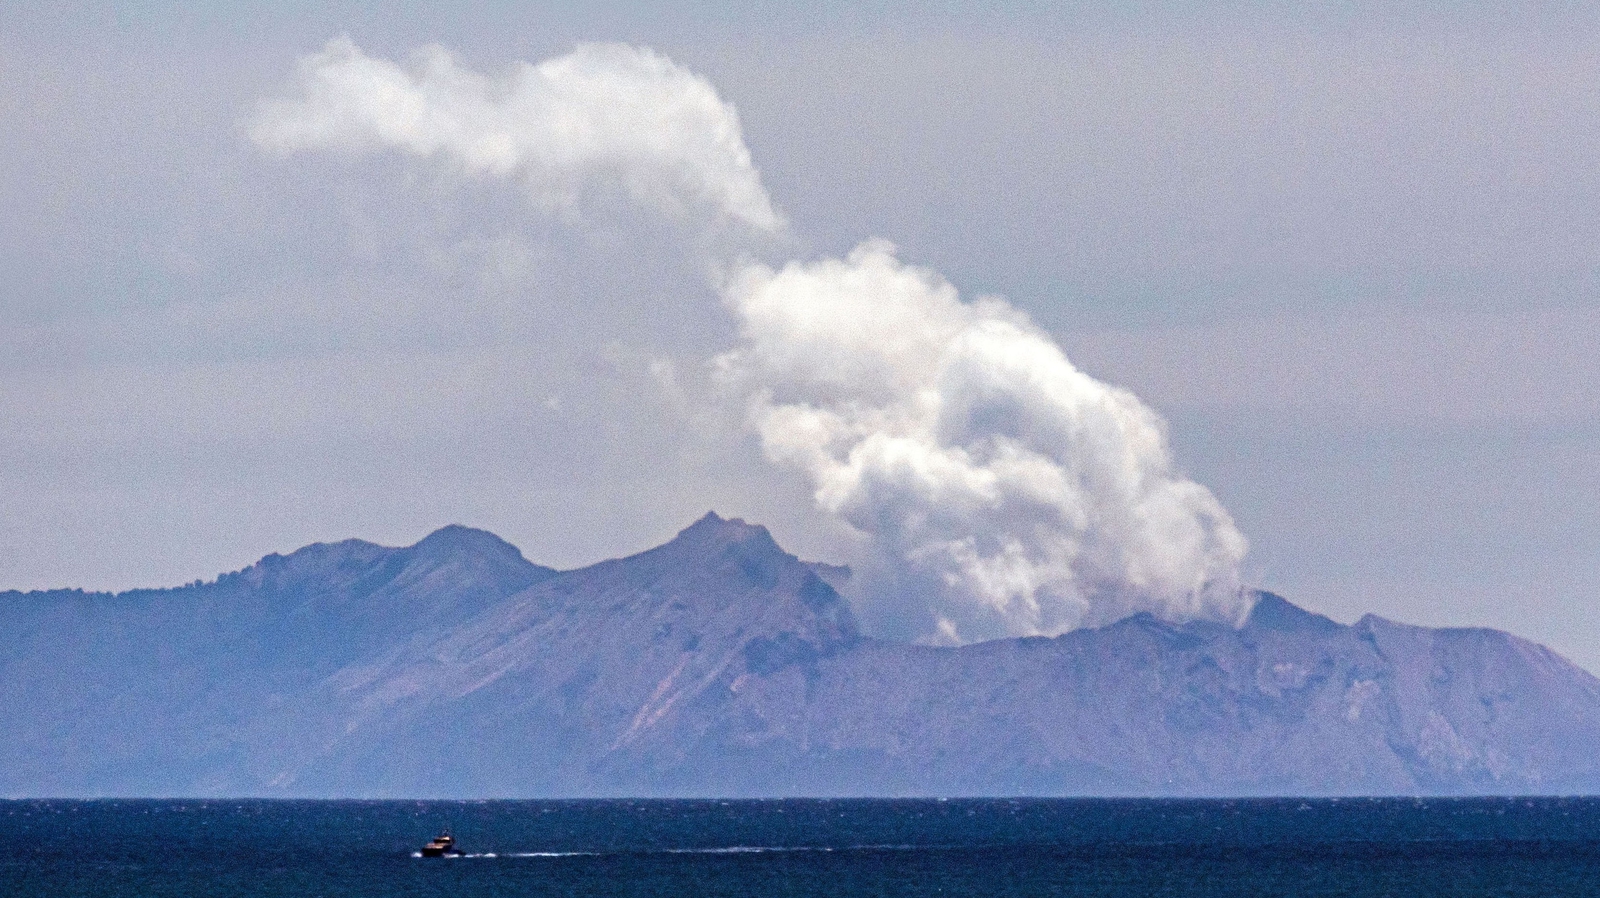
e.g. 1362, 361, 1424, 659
4, 798, 1600, 896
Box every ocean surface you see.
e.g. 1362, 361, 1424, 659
4, 797, 1599, 896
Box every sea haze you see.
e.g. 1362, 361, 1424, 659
3, 514, 1599, 797
4, 798, 1600, 897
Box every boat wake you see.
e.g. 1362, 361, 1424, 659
414, 845, 930, 859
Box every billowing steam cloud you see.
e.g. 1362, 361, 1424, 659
251, 37, 782, 231
716, 242, 1248, 642
253, 39, 1253, 643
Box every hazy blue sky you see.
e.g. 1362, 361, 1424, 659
6, 3, 1600, 665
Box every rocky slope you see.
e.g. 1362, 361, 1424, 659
3, 514, 1598, 797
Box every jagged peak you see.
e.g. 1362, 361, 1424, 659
690, 510, 727, 527
1245, 591, 1344, 634
257, 537, 389, 570
672, 511, 783, 555
412, 524, 530, 565
224, 526, 549, 596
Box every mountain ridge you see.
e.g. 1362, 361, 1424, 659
3, 514, 1598, 798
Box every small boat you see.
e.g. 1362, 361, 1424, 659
420, 832, 462, 857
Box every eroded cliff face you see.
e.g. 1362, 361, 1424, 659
4, 515, 1598, 797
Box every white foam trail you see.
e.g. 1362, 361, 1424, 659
423, 845, 942, 858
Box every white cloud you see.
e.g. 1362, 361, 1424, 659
717, 241, 1250, 642
251, 37, 783, 232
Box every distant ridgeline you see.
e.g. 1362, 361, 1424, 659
3, 514, 1599, 798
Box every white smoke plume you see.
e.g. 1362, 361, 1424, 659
253, 39, 1253, 643
715, 241, 1248, 642
251, 37, 782, 232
